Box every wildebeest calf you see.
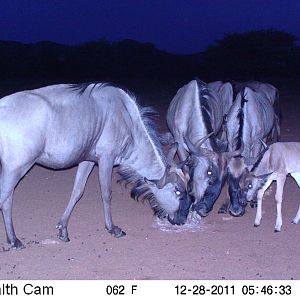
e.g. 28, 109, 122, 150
240, 142, 300, 232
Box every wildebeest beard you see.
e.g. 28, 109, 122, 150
118, 167, 168, 218
118, 166, 191, 225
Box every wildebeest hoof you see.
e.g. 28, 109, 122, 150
108, 226, 126, 238
254, 224, 260, 227
56, 223, 70, 242
250, 202, 257, 208
58, 232, 70, 242
274, 229, 281, 233
218, 207, 228, 214
11, 238, 25, 250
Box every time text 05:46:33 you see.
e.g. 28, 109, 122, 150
175, 284, 292, 296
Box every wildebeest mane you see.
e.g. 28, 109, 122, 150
117, 167, 167, 218
250, 145, 269, 172
233, 87, 248, 151
69, 82, 164, 160
69, 81, 135, 98
195, 79, 221, 152
138, 105, 165, 161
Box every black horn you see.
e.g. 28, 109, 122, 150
144, 165, 178, 189
226, 139, 244, 159
184, 132, 214, 156
259, 138, 269, 150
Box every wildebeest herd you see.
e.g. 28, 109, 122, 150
0, 80, 299, 250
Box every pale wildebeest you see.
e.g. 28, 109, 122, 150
239, 142, 300, 232
233, 81, 280, 141
209, 80, 280, 142
166, 79, 238, 217
0, 83, 190, 250
223, 86, 278, 217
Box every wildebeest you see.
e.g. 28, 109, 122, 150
239, 142, 300, 232
209, 80, 280, 142
223, 85, 278, 216
0, 82, 190, 250
166, 79, 238, 217
233, 81, 280, 141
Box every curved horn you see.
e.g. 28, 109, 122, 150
144, 166, 169, 189
144, 165, 178, 189
195, 132, 214, 148
184, 137, 198, 155
184, 132, 214, 156
259, 138, 269, 150
226, 139, 244, 159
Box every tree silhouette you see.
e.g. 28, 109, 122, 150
203, 29, 299, 78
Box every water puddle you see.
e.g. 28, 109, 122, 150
152, 211, 206, 233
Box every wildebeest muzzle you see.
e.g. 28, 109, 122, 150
168, 191, 192, 225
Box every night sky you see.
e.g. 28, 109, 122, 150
0, 0, 299, 54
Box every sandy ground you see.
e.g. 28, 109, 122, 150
0, 82, 299, 280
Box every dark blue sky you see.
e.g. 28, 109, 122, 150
0, 0, 299, 54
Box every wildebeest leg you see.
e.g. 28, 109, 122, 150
274, 175, 286, 232
218, 198, 230, 214
290, 172, 300, 225
0, 167, 33, 250
1, 196, 24, 250
292, 204, 300, 225
218, 183, 229, 214
98, 156, 126, 238
177, 144, 188, 161
254, 179, 273, 228
56, 161, 95, 242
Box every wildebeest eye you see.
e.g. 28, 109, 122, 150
207, 170, 212, 176
248, 183, 252, 189
175, 187, 184, 196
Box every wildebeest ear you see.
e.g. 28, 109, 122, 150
144, 177, 158, 186
144, 176, 169, 189
255, 172, 273, 180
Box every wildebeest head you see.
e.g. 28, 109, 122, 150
184, 134, 235, 217
226, 156, 249, 216
145, 143, 191, 225
227, 140, 268, 216
188, 153, 223, 217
